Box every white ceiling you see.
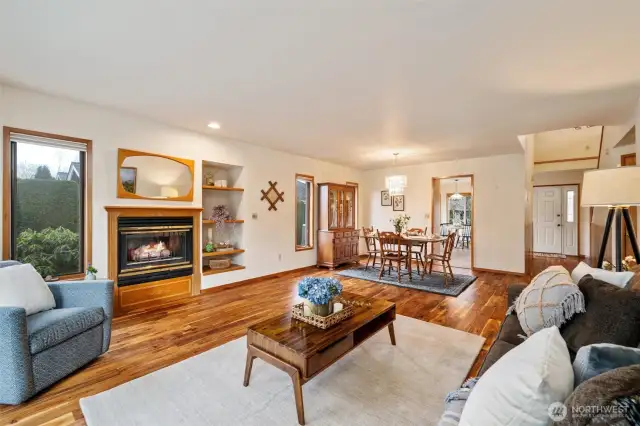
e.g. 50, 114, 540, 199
1, 1, 640, 169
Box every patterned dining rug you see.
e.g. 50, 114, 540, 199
336, 266, 477, 297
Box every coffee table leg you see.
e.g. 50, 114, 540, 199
388, 322, 396, 346
243, 349, 255, 387
289, 369, 305, 425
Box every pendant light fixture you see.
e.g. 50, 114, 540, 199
385, 153, 407, 196
450, 179, 463, 200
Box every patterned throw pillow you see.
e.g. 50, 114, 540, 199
513, 266, 586, 336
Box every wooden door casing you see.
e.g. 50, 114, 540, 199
621, 153, 637, 258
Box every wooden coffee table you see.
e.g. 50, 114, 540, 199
243, 292, 396, 425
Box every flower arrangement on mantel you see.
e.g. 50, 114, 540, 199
390, 214, 411, 234
298, 277, 343, 317
602, 256, 637, 271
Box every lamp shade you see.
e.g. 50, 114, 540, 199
581, 167, 640, 207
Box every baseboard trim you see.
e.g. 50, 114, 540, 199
472, 267, 526, 277
202, 265, 317, 294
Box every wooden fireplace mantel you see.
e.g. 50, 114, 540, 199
105, 205, 202, 315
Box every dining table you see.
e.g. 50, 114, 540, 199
361, 232, 446, 276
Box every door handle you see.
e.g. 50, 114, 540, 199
557, 224, 562, 227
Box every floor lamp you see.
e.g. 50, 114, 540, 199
582, 167, 640, 271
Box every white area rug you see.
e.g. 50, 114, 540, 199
80, 315, 484, 426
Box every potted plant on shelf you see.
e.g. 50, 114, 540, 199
390, 214, 411, 234
297, 277, 343, 317
85, 264, 98, 280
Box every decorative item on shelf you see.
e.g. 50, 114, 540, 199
85, 264, 98, 280
209, 205, 231, 231
204, 241, 215, 253
204, 171, 215, 186
260, 180, 284, 211
209, 258, 232, 270
214, 179, 228, 188
297, 276, 343, 317
390, 213, 411, 234
392, 194, 405, 211
622, 256, 637, 271
215, 241, 235, 252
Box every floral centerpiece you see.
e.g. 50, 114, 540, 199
298, 277, 343, 317
390, 214, 411, 234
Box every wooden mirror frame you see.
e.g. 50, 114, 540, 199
117, 148, 195, 201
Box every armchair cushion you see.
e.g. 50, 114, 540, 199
27, 307, 105, 355
0, 264, 56, 315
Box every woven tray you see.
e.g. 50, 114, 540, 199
291, 302, 355, 329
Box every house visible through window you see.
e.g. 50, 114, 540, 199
447, 193, 472, 224
4, 129, 91, 278
295, 174, 314, 250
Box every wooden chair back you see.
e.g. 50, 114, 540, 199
362, 227, 378, 252
406, 227, 425, 236
377, 231, 404, 257
443, 232, 457, 260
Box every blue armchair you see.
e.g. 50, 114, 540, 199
0, 261, 114, 405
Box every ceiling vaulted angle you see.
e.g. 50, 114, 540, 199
385, 153, 407, 196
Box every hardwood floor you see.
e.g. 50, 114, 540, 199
0, 256, 582, 426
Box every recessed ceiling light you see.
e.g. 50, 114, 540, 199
208, 122, 221, 129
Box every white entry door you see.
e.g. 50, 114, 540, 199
533, 187, 562, 254
561, 185, 579, 256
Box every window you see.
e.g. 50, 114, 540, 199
447, 193, 472, 225
566, 190, 575, 223
295, 174, 314, 251
3, 128, 92, 278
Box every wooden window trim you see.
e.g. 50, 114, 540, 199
2, 127, 93, 276
295, 173, 315, 251
446, 192, 472, 224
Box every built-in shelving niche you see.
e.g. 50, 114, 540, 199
201, 160, 245, 276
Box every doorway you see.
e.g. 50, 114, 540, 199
621, 153, 637, 258
533, 185, 579, 256
431, 175, 474, 269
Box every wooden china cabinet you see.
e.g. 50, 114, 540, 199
317, 183, 359, 268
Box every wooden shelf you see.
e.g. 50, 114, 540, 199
203, 264, 246, 276
202, 219, 244, 224
202, 185, 244, 192
202, 249, 245, 257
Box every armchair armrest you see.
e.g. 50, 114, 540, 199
47, 280, 114, 353
507, 283, 528, 307
0, 307, 35, 404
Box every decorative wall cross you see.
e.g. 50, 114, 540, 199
260, 181, 284, 211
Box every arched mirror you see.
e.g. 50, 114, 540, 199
117, 149, 194, 201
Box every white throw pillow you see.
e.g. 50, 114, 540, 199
459, 327, 574, 426
571, 261, 634, 289
0, 264, 56, 315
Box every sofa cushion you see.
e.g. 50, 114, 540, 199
0, 264, 56, 315
478, 340, 516, 376
571, 261, 634, 289
27, 307, 105, 355
573, 343, 640, 387
561, 276, 640, 355
497, 314, 525, 346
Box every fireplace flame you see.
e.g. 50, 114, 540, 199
132, 241, 172, 262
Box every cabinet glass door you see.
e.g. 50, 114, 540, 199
344, 188, 354, 228
329, 188, 339, 229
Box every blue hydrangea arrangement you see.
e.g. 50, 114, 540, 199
297, 277, 343, 305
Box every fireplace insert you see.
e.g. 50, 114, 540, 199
118, 217, 193, 286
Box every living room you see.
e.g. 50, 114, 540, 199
1, 2, 640, 425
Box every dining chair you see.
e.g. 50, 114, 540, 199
459, 224, 471, 249
377, 231, 411, 283
362, 226, 380, 270
439, 223, 450, 247
406, 228, 426, 275
424, 232, 456, 286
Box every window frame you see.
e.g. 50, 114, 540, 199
3, 127, 92, 279
295, 173, 315, 251
446, 192, 472, 224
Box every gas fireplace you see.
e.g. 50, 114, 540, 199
118, 216, 193, 286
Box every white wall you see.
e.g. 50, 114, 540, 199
532, 170, 589, 257
364, 154, 526, 273
0, 85, 363, 289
